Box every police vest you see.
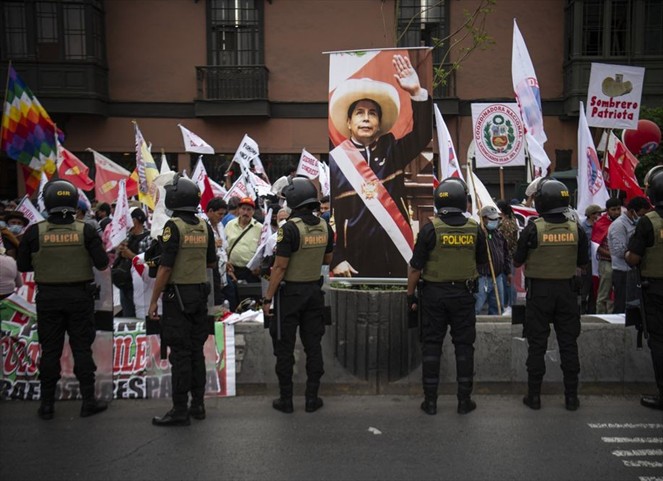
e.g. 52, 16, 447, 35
422, 217, 478, 283
640, 211, 663, 279
284, 218, 328, 282
32, 220, 93, 283
524, 218, 578, 279
169, 217, 209, 284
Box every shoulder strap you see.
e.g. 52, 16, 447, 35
227, 222, 254, 258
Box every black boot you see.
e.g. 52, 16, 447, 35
564, 378, 579, 411
38, 401, 55, 421
189, 401, 206, 420
565, 395, 580, 411
457, 381, 476, 415
80, 385, 108, 418
305, 382, 323, 413
523, 382, 542, 410
420, 385, 438, 415
273, 384, 294, 414
640, 394, 663, 410
152, 408, 191, 426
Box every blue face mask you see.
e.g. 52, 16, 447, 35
8, 224, 23, 235
0, 221, 6, 229
486, 220, 499, 230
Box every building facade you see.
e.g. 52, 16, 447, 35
1, 0, 662, 214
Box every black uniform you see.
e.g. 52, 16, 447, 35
271, 213, 334, 400
17, 216, 109, 404
627, 207, 663, 397
159, 213, 216, 413
514, 213, 589, 398
410, 213, 487, 404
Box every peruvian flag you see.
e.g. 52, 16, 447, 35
89, 149, 137, 204
605, 132, 645, 202
56, 138, 94, 191
434, 104, 464, 184
200, 174, 215, 212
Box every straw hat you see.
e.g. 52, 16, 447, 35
329, 78, 400, 140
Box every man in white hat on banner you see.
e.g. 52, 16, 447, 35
329, 53, 432, 278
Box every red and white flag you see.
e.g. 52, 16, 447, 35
318, 161, 330, 196
247, 170, 272, 197
200, 175, 215, 212
108, 179, 132, 249
191, 156, 208, 193
15, 195, 45, 230
89, 148, 136, 204
296, 149, 320, 179
56, 139, 94, 191
37, 170, 48, 212
434, 104, 464, 182
178, 124, 215, 154
577, 101, 610, 222
223, 173, 252, 201
605, 132, 645, 202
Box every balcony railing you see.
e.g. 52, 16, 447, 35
196, 65, 268, 100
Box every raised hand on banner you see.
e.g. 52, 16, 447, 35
392, 54, 423, 97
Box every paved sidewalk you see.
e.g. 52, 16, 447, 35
1, 395, 662, 481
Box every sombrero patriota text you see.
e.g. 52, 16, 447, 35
330, 78, 401, 140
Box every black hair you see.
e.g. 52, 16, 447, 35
320, 195, 330, 204
206, 197, 228, 212
626, 196, 650, 212
131, 208, 147, 223
347, 98, 382, 121
96, 202, 111, 215
496, 199, 513, 218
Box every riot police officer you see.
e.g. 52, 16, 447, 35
17, 179, 109, 420
261, 178, 334, 413
407, 178, 487, 415
148, 175, 217, 426
626, 166, 663, 410
514, 178, 589, 411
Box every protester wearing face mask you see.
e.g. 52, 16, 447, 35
0, 215, 20, 259
607, 196, 651, 314
474, 205, 512, 316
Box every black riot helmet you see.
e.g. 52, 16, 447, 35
164, 174, 200, 212
534, 178, 570, 215
644, 165, 663, 207
434, 178, 469, 213
43, 179, 78, 214
282, 177, 319, 210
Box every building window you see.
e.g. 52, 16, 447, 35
644, 0, 663, 53
209, 0, 262, 66
396, 0, 447, 95
0, 0, 105, 63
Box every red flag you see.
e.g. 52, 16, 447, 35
90, 149, 134, 204
605, 134, 644, 203
57, 140, 94, 191
200, 174, 215, 212
127, 169, 139, 198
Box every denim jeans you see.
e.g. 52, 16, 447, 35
475, 273, 505, 315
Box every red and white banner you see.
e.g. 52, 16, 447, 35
586, 63, 645, 130
232, 134, 260, 173
108, 179, 132, 249
15, 196, 45, 229
224, 173, 252, 201
297, 149, 320, 179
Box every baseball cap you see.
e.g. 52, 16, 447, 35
238, 197, 255, 209
479, 205, 500, 220
584, 204, 603, 217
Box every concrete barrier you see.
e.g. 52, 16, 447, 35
233, 315, 655, 396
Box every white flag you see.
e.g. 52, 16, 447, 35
160, 152, 172, 175
232, 134, 260, 172
15, 195, 45, 230
434, 104, 464, 181
577, 101, 610, 222
178, 124, 215, 154
151, 172, 177, 239
296, 149, 320, 179
318, 161, 330, 196
191, 156, 208, 193
37, 170, 49, 213
108, 179, 132, 249
252, 156, 267, 177
247, 170, 272, 197
525, 131, 551, 178
465, 163, 497, 221
512, 19, 547, 146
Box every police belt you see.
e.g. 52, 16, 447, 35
423, 279, 474, 289
37, 280, 94, 288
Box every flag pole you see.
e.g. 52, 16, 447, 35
469, 169, 503, 315
499, 166, 505, 200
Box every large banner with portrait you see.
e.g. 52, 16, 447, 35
328, 47, 433, 278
